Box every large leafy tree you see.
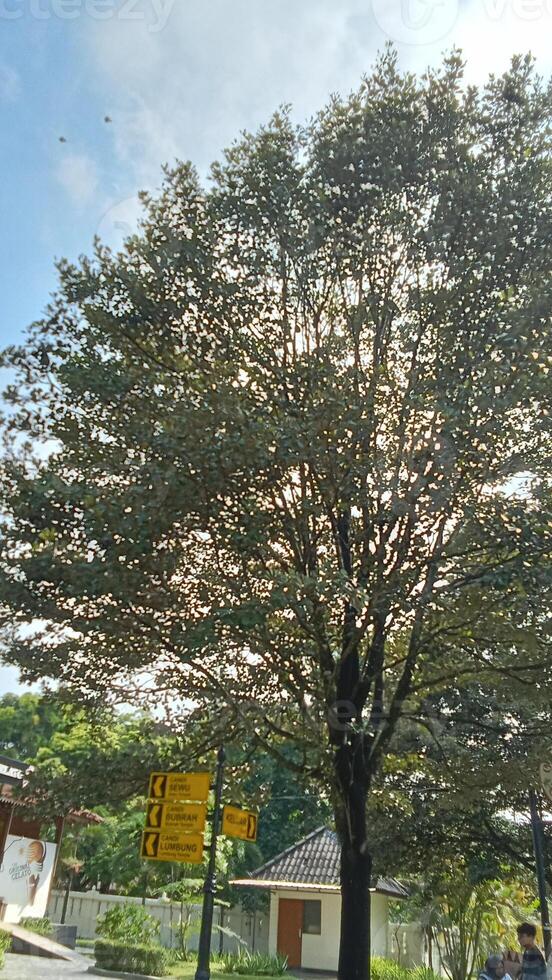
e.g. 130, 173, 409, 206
2, 50, 552, 979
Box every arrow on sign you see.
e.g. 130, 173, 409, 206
247, 814, 257, 841
148, 804, 162, 828
144, 833, 159, 858
152, 776, 166, 799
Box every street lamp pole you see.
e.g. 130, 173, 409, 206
528, 788, 552, 960
195, 745, 225, 980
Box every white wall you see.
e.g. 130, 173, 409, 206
389, 921, 425, 967
47, 888, 268, 954
268, 888, 389, 972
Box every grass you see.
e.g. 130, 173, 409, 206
169, 963, 298, 980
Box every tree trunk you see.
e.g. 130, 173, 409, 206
338, 832, 372, 980
427, 928, 434, 972
334, 738, 372, 980
61, 872, 72, 925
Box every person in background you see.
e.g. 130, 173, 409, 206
517, 923, 548, 980
479, 954, 513, 980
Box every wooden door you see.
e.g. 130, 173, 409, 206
277, 898, 303, 967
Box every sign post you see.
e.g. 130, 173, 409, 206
195, 745, 225, 980
148, 772, 210, 803
141, 830, 204, 863
141, 772, 210, 871
145, 802, 207, 834
222, 805, 258, 842
529, 787, 551, 960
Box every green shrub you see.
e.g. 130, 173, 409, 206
0, 929, 11, 968
370, 958, 413, 980
218, 948, 288, 975
96, 903, 160, 944
94, 938, 171, 976
19, 916, 54, 936
411, 967, 442, 980
370, 959, 441, 980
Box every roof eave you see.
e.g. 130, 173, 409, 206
230, 878, 406, 899
231, 879, 340, 892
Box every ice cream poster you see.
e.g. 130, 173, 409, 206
0, 835, 57, 918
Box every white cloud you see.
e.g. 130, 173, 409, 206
372, 0, 460, 47
55, 153, 99, 208
0, 63, 21, 103
74, 0, 552, 242
457, 0, 552, 82
82, 0, 380, 186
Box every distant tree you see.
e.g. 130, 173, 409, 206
238, 743, 332, 861
0, 691, 190, 811
3, 50, 552, 979
78, 803, 161, 894
160, 875, 206, 958
27, 709, 189, 814
0, 692, 68, 760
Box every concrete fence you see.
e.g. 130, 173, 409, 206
389, 922, 427, 968
389, 922, 449, 976
47, 888, 269, 954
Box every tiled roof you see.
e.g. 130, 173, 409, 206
239, 827, 407, 898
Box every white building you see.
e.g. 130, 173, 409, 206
232, 826, 407, 973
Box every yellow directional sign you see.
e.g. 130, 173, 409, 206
148, 771, 210, 802
145, 801, 207, 833
141, 831, 204, 864
222, 805, 258, 842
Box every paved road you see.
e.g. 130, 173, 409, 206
2, 952, 91, 978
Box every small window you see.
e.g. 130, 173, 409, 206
303, 900, 321, 935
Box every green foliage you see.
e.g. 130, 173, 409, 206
240, 745, 332, 865
370, 959, 440, 980
0, 693, 68, 762
19, 916, 53, 936
94, 938, 171, 976
396, 869, 537, 980
160, 877, 202, 958
79, 805, 154, 894
0, 929, 11, 969
411, 969, 442, 980
96, 903, 161, 945
370, 958, 412, 980
218, 950, 288, 976
25, 706, 188, 816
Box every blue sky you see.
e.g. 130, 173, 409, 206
1, 0, 552, 696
